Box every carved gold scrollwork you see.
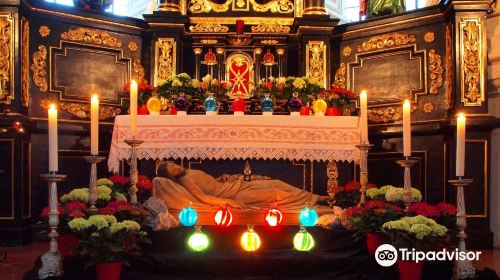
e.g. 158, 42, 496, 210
30, 45, 48, 92
367, 105, 416, 123
423, 102, 434, 113
326, 161, 340, 197
251, 23, 290, 33
189, 0, 232, 13
261, 40, 279, 45
423, 32, 434, 43
189, 23, 229, 33
155, 38, 176, 85
128, 42, 138, 52
342, 46, 352, 57
200, 39, 218, 44
445, 25, 453, 109
460, 18, 485, 106
61, 27, 122, 48
333, 63, 346, 88
22, 19, 30, 107
40, 100, 121, 120
250, 0, 293, 13
39, 26, 50, 38
306, 41, 326, 88
132, 59, 145, 82
356, 33, 416, 53
428, 49, 444, 94
188, 0, 293, 13
0, 14, 14, 104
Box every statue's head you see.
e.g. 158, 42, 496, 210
157, 162, 186, 180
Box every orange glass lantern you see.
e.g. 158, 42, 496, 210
240, 225, 261, 251
265, 207, 283, 227
214, 207, 233, 226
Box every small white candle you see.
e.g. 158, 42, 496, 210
403, 100, 411, 157
130, 80, 138, 138
48, 104, 58, 172
456, 113, 466, 177
90, 94, 99, 155
360, 90, 368, 144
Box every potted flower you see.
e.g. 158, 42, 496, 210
382, 215, 448, 280
99, 201, 151, 226
157, 73, 204, 114
326, 87, 356, 116
123, 81, 157, 115
68, 215, 150, 280
332, 180, 377, 208
281, 76, 324, 114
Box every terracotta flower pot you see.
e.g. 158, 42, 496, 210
326, 106, 342, 116
57, 234, 78, 257
366, 233, 386, 255
299, 107, 310, 116
397, 260, 423, 280
137, 105, 149, 115
96, 262, 122, 280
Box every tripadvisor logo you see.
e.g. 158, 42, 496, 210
375, 244, 482, 266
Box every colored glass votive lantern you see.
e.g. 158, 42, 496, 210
147, 95, 162, 116
299, 206, 318, 227
179, 203, 198, 226
293, 226, 315, 251
265, 207, 283, 227
214, 206, 233, 226
241, 225, 261, 252
187, 226, 209, 252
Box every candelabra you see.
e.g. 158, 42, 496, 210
125, 139, 144, 205
396, 157, 417, 210
83, 155, 106, 213
355, 143, 373, 205
38, 172, 67, 279
448, 177, 475, 279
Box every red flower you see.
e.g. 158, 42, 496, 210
265, 82, 273, 90
408, 202, 441, 218
221, 81, 229, 89
98, 207, 117, 215
107, 201, 133, 212
213, 79, 219, 85
64, 201, 88, 212
366, 183, 377, 189
201, 83, 207, 89
40, 206, 65, 218
109, 175, 129, 185
69, 209, 86, 218
136, 175, 152, 191
344, 206, 362, 217
364, 200, 401, 213
436, 202, 457, 216
343, 180, 361, 191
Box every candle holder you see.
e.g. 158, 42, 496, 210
355, 143, 373, 206
38, 172, 67, 279
396, 157, 417, 210
125, 139, 144, 205
83, 155, 106, 213
448, 177, 475, 279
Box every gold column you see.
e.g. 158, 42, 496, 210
157, 0, 182, 13
254, 48, 262, 83
303, 0, 327, 15
194, 47, 202, 80
216, 48, 225, 81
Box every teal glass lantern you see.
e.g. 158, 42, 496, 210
299, 205, 318, 227
187, 226, 210, 252
293, 226, 315, 251
179, 203, 198, 226
261, 93, 274, 114
204, 92, 218, 114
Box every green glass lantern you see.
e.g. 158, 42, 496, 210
293, 226, 315, 251
187, 226, 210, 252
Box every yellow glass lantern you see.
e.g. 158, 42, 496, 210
312, 94, 327, 116
240, 225, 261, 252
147, 95, 162, 116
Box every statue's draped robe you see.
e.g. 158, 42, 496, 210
153, 169, 326, 211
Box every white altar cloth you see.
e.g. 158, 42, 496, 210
108, 115, 362, 173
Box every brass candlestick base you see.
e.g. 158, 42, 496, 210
355, 143, 373, 206
125, 139, 144, 205
396, 157, 417, 210
449, 177, 475, 279
83, 155, 106, 213
38, 172, 67, 279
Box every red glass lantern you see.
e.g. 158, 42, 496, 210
214, 207, 233, 226
263, 50, 275, 66
232, 98, 247, 112
204, 49, 217, 66
300, 106, 310, 116
265, 208, 283, 227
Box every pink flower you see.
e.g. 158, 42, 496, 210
436, 202, 457, 216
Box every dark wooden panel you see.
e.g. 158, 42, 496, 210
0, 139, 14, 219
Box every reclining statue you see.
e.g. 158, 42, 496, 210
153, 162, 330, 211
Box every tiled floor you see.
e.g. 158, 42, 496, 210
0, 242, 499, 279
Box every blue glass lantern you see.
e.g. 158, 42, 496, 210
204, 92, 218, 114
299, 205, 318, 227
261, 93, 274, 114
179, 203, 198, 226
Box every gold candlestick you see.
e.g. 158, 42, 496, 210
448, 177, 475, 279
355, 143, 373, 206
396, 157, 417, 210
83, 155, 106, 213
125, 139, 144, 205
38, 172, 67, 279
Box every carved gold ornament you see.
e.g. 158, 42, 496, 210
200, 39, 218, 44
356, 33, 416, 53
132, 59, 145, 82
0, 14, 14, 104
342, 46, 352, 57
367, 105, 416, 123
188, 0, 293, 13
40, 100, 121, 119
306, 41, 327, 88
30, 45, 48, 92
460, 18, 485, 106
250, 0, 293, 13
39, 26, 50, 38
251, 23, 290, 33
333, 63, 346, 88
61, 27, 122, 48
445, 25, 453, 108
423, 32, 435, 43
128, 41, 138, 52
22, 19, 30, 107
189, 0, 232, 13
155, 38, 176, 85
423, 102, 434, 113
326, 161, 340, 197
260, 40, 279, 45
428, 49, 444, 94
189, 23, 229, 33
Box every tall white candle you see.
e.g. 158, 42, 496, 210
130, 80, 138, 138
90, 94, 99, 155
456, 113, 466, 177
360, 90, 368, 144
403, 99, 411, 157
48, 104, 58, 172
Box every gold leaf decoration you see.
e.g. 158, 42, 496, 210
367, 105, 417, 123
39, 26, 50, 38
132, 59, 145, 82
423, 32, 434, 43
61, 27, 122, 48
0, 14, 14, 104
189, 0, 232, 13
251, 23, 290, 33
356, 33, 416, 53
460, 18, 484, 106
155, 38, 176, 85
22, 19, 30, 107
188, 0, 293, 13
250, 0, 293, 13
30, 45, 48, 92
189, 23, 229, 32
306, 41, 326, 88
200, 39, 218, 44
445, 24, 453, 109
326, 161, 340, 197
428, 49, 444, 94
342, 46, 352, 57
128, 41, 138, 52
333, 63, 346, 88
423, 102, 434, 113
261, 40, 279, 45
40, 100, 121, 120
